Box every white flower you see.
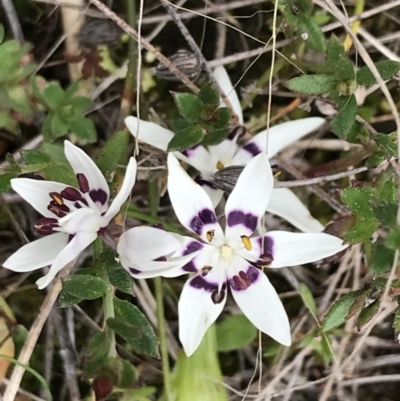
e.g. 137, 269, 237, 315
117, 153, 347, 356
3, 141, 137, 289
125, 66, 325, 233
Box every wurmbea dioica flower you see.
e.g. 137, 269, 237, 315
3, 141, 137, 289
117, 153, 348, 356
125, 66, 325, 233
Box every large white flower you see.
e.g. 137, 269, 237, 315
125, 67, 325, 233
117, 153, 347, 356
3, 141, 137, 289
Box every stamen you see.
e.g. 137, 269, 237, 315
211, 289, 225, 304
216, 161, 225, 170
206, 229, 215, 242
241, 235, 252, 251
48, 201, 70, 217
61, 187, 82, 201
257, 253, 274, 268
201, 265, 212, 276
34, 217, 59, 235
49, 192, 63, 205
77, 173, 89, 193
230, 271, 252, 290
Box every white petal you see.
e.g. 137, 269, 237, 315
267, 188, 324, 233
252, 231, 348, 268
11, 178, 69, 218
179, 276, 226, 356
213, 66, 243, 124
36, 231, 97, 289
224, 153, 274, 241
2, 232, 69, 272
202, 186, 224, 209
125, 116, 174, 152
167, 154, 224, 243
232, 117, 325, 162
103, 157, 137, 224
230, 265, 291, 346
208, 138, 239, 169
58, 207, 100, 234
174, 146, 213, 173
64, 141, 110, 213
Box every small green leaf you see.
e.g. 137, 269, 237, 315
286, 74, 337, 95
386, 227, 400, 251
70, 96, 91, 113
368, 238, 395, 274
366, 152, 387, 167
343, 218, 378, 243
42, 143, 69, 164
112, 298, 159, 357
167, 125, 203, 151
326, 35, 355, 81
356, 60, 400, 85
0, 173, 18, 193
59, 274, 108, 307
70, 117, 97, 143
372, 201, 397, 229
43, 82, 66, 109
341, 187, 375, 218
202, 128, 229, 146
117, 358, 137, 387
357, 299, 380, 329
50, 113, 70, 137
43, 165, 77, 187
299, 283, 318, 316
375, 133, 397, 158
0, 110, 17, 132
198, 85, 219, 105
322, 290, 362, 332
173, 92, 204, 122
297, 15, 326, 53
169, 118, 192, 133
330, 95, 357, 140
84, 330, 112, 375
216, 314, 257, 351
21, 150, 51, 165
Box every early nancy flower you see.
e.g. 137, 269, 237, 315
117, 153, 347, 356
3, 141, 137, 289
125, 66, 325, 233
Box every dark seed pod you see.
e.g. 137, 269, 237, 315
150, 49, 202, 82
79, 18, 123, 47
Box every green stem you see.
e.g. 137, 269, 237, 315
149, 180, 173, 401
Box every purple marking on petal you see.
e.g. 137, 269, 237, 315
227, 125, 246, 141
242, 142, 261, 157
189, 208, 217, 236
227, 210, 258, 232
34, 217, 59, 235
129, 267, 141, 274
229, 266, 259, 291
89, 189, 108, 205
190, 275, 218, 292
154, 256, 167, 262
77, 173, 89, 193
181, 144, 201, 157
182, 261, 197, 272
183, 241, 203, 256
61, 187, 82, 201
257, 236, 274, 258
194, 175, 217, 189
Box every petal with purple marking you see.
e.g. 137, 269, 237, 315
179, 276, 227, 356
175, 146, 213, 173
2, 232, 69, 272
167, 154, 224, 243
267, 188, 324, 233
103, 157, 137, 224
125, 116, 174, 152
36, 231, 97, 289
224, 153, 273, 241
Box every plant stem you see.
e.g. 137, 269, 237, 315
148, 180, 173, 401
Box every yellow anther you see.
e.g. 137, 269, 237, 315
201, 265, 212, 276
273, 170, 281, 179
50, 193, 64, 205
241, 235, 252, 251
216, 161, 225, 170
206, 229, 215, 242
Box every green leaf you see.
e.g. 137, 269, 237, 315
198, 85, 219, 105
169, 118, 192, 133
59, 274, 108, 307
356, 60, 400, 85
369, 238, 395, 274
21, 150, 51, 165
357, 299, 380, 329
96, 130, 129, 177
117, 358, 137, 387
70, 96, 91, 113
69, 117, 97, 143
43, 82, 66, 109
299, 283, 318, 316
64, 80, 80, 101
173, 92, 204, 122
330, 95, 357, 140
297, 15, 326, 53
43, 165, 77, 186
50, 113, 70, 137
372, 201, 397, 229
341, 187, 375, 218
111, 298, 159, 357
375, 133, 397, 158
322, 290, 361, 332
0, 25, 4, 43
343, 218, 378, 243
0, 110, 17, 132
42, 143, 69, 164
216, 314, 257, 351
202, 128, 229, 146
167, 125, 203, 151
286, 74, 337, 95
84, 330, 112, 375
326, 35, 355, 81
212, 107, 231, 130
386, 227, 400, 251
0, 172, 18, 193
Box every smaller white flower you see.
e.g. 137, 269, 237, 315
117, 153, 348, 356
125, 66, 325, 233
3, 141, 137, 289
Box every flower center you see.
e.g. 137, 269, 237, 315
220, 244, 233, 261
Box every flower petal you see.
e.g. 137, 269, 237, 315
250, 231, 348, 268
64, 141, 109, 213
229, 265, 291, 346
179, 276, 227, 356
175, 145, 213, 173
36, 231, 97, 289
208, 138, 239, 169
11, 178, 69, 218
201, 185, 224, 209
213, 66, 243, 124
167, 154, 224, 243
2, 232, 69, 272
125, 116, 174, 152
103, 157, 137, 224
224, 153, 273, 241
58, 207, 100, 234
232, 117, 325, 163
267, 188, 324, 233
